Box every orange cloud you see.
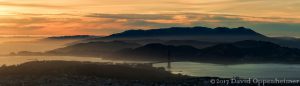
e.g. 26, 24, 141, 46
0, 2, 65, 8
1, 12, 300, 37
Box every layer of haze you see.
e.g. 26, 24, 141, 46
0, 0, 300, 37
0, 36, 81, 55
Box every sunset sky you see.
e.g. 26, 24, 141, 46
0, 0, 300, 37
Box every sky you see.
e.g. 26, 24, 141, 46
0, 0, 300, 37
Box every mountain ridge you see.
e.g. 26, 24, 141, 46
80, 26, 300, 49
104, 26, 265, 39
13, 40, 300, 64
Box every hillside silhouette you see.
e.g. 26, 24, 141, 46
85, 26, 266, 43
14, 40, 300, 64
0, 61, 178, 80
3, 61, 281, 86
11, 26, 300, 64
83, 26, 300, 49
107, 26, 264, 38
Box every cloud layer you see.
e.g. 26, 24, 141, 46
0, 0, 300, 37
0, 13, 299, 37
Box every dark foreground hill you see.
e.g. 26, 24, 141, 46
0, 61, 178, 80
0, 61, 297, 86
0, 61, 190, 86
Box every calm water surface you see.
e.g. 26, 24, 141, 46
154, 62, 300, 79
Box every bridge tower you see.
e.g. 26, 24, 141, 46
167, 47, 171, 69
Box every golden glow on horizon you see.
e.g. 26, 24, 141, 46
0, 6, 13, 15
